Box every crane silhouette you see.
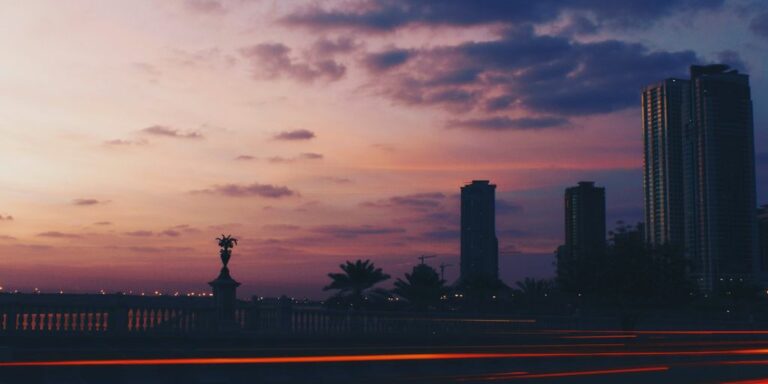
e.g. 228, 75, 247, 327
418, 254, 436, 265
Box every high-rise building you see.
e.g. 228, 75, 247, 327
642, 78, 689, 248
683, 64, 758, 290
758, 205, 768, 275
460, 180, 498, 282
564, 181, 606, 262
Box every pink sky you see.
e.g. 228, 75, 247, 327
0, 1, 766, 298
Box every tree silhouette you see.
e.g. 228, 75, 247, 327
324, 259, 390, 309
393, 264, 447, 310
514, 278, 553, 298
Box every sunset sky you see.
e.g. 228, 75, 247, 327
1, 0, 766, 298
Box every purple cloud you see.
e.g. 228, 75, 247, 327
124, 230, 154, 237
193, 182, 297, 198
446, 116, 570, 131
311, 224, 406, 238
273, 129, 316, 141
363, 48, 413, 72
282, 0, 725, 32
240, 43, 346, 83
496, 199, 524, 214
159, 229, 181, 237
362, 192, 446, 210
73, 198, 108, 206
37, 231, 81, 239
750, 12, 768, 38
140, 125, 203, 139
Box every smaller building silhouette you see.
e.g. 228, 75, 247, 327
564, 181, 606, 262
459, 180, 499, 283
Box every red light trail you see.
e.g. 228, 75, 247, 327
4, 348, 768, 367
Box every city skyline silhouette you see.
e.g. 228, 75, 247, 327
2, 2, 768, 383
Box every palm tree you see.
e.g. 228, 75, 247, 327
393, 264, 447, 310
324, 259, 390, 309
514, 278, 553, 299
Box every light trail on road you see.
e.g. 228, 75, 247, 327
5, 348, 768, 367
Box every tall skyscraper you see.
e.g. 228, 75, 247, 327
682, 64, 758, 290
758, 205, 768, 275
642, 78, 689, 248
564, 181, 606, 262
460, 180, 498, 282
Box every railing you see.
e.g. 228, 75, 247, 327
0, 293, 540, 338
1, 293, 766, 339
248, 303, 538, 337
0, 293, 220, 336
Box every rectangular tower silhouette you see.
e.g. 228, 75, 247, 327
460, 180, 499, 283
684, 64, 758, 290
642, 78, 689, 248
564, 181, 606, 263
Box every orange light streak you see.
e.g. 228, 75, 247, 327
505, 366, 669, 379
5, 348, 768, 367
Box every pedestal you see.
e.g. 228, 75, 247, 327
208, 266, 241, 331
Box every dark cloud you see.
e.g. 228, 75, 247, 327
360, 27, 698, 117
0, 235, 17, 241
363, 48, 413, 72
310, 37, 359, 57
240, 43, 346, 83
192, 182, 297, 198
185, 0, 225, 14
311, 224, 406, 238
159, 229, 181, 237
268, 156, 293, 163
124, 230, 154, 237
0, 214, 13, 221
103, 138, 148, 146
362, 192, 446, 210
94, 221, 112, 226
716, 50, 749, 72
420, 228, 460, 241
273, 129, 316, 140
37, 231, 81, 239
499, 244, 523, 257
282, 0, 724, 32
554, 14, 599, 36
496, 199, 524, 214
268, 153, 324, 163
750, 12, 768, 38
446, 116, 570, 131
140, 125, 203, 139
73, 198, 108, 206
235, 155, 257, 161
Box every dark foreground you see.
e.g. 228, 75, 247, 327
3, 329, 768, 383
